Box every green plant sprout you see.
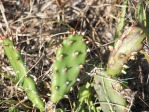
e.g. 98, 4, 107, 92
2, 37, 45, 111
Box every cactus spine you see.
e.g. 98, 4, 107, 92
51, 34, 87, 103
3, 38, 45, 111
94, 26, 146, 112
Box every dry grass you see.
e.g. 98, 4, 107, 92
0, 0, 149, 111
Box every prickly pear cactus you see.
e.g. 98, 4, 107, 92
107, 26, 146, 77
94, 70, 128, 112
51, 34, 87, 103
94, 26, 146, 112
76, 82, 98, 112
3, 38, 45, 111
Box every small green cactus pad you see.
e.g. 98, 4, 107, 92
51, 34, 87, 103
94, 70, 128, 112
3, 38, 45, 111
107, 26, 146, 77
76, 82, 98, 112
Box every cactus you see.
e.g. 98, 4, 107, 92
107, 26, 146, 77
2, 38, 45, 111
94, 26, 146, 112
51, 34, 87, 103
94, 70, 128, 112
75, 82, 98, 112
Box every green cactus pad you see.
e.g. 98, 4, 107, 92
107, 26, 146, 77
94, 26, 146, 112
51, 34, 87, 103
94, 70, 127, 112
3, 38, 45, 111
3, 39, 26, 82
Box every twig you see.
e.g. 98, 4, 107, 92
0, 0, 11, 34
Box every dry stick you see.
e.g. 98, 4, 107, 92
16, 54, 44, 87
0, 23, 5, 34
0, 0, 11, 34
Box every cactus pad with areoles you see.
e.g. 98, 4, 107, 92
51, 34, 87, 103
107, 26, 146, 77
94, 26, 146, 112
3, 38, 45, 111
